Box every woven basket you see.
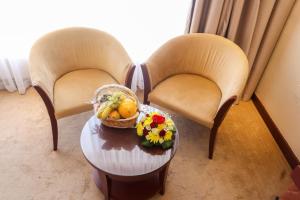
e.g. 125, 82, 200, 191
93, 84, 140, 128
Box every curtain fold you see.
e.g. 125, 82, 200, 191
131, 63, 144, 92
0, 58, 31, 94
187, 0, 296, 100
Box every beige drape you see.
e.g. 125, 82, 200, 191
187, 0, 296, 100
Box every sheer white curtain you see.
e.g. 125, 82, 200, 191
0, 58, 31, 94
0, 0, 191, 94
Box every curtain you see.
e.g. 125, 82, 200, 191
0, 58, 31, 94
131, 63, 145, 91
187, 0, 296, 100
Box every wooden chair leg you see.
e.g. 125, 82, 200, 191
125, 64, 136, 89
49, 113, 58, 151
208, 126, 218, 159
33, 86, 58, 151
208, 96, 237, 159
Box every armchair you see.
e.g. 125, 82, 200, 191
142, 33, 249, 159
29, 27, 134, 150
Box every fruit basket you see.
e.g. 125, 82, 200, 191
92, 84, 140, 128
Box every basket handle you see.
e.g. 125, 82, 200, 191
93, 84, 140, 109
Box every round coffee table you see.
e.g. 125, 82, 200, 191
80, 105, 179, 200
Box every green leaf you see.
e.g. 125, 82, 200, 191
162, 141, 173, 149
141, 140, 154, 147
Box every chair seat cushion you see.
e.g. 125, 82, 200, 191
148, 74, 221, 128
54, 69, 117, 119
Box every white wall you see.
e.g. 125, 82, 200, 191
256, 1, 300, 158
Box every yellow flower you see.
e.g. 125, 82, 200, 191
159, 138, 164, 144
136, 123, 144, 136
151, 128, 159, 135
166, 118, 174, 126
157, 124, 166, 131
166, 119, 175, 130
164, 131, 173, 141
143, 118, 153, 126
146, 132, 160, 144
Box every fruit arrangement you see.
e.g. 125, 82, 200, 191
96, 91, 137, 120
93, 84, 139, 128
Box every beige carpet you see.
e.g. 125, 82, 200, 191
0, 88, 292, 200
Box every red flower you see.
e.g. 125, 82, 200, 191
143, 128, 149, 136
159, 129, 166, 137
150, 122, 157, 128
152, 114, 165, 124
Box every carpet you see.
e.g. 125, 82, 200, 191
0, 88, 291, 200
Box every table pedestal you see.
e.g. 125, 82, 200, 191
92, 164, 169, 200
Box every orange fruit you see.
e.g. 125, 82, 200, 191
108, 110, 120, 120
118, 98, 137, 118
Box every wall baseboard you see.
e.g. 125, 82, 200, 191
252, 94, 299, 169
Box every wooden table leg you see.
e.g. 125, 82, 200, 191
101, 173, 111, 200
93, 166, 169, 199
93, 170, 111, 200
159, 163, 170, 195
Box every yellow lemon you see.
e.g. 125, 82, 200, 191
118, 98, 137, 118
108, 110, 121, 120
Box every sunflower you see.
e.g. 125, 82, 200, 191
157, 124, 166, 131
136, 123, 144, 136
146, 132, 160, 144
166, 118, 174, 126
164, 131, 173, 141
143, 117, 153, 126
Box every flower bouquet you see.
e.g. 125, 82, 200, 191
136, 112, 176, 149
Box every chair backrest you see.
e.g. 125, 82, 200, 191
146, 33, 249, 106
29, 27, 132, 101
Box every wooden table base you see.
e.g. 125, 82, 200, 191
81, 113, 177, 200
92, 165, 169, 200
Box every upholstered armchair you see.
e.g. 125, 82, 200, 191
142, 33, 249, 159
29, 27, 134, 150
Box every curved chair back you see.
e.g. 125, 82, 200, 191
29, 27, 132, 101
146, 33, 249, 106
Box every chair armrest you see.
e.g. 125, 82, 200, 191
29, 65, 55, 103
124, 64, 136, 88
213, 96, 237, 128
141, 64, 152, 104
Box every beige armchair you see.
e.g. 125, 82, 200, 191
29, 27, 134, 150
142, 33, 249, 159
